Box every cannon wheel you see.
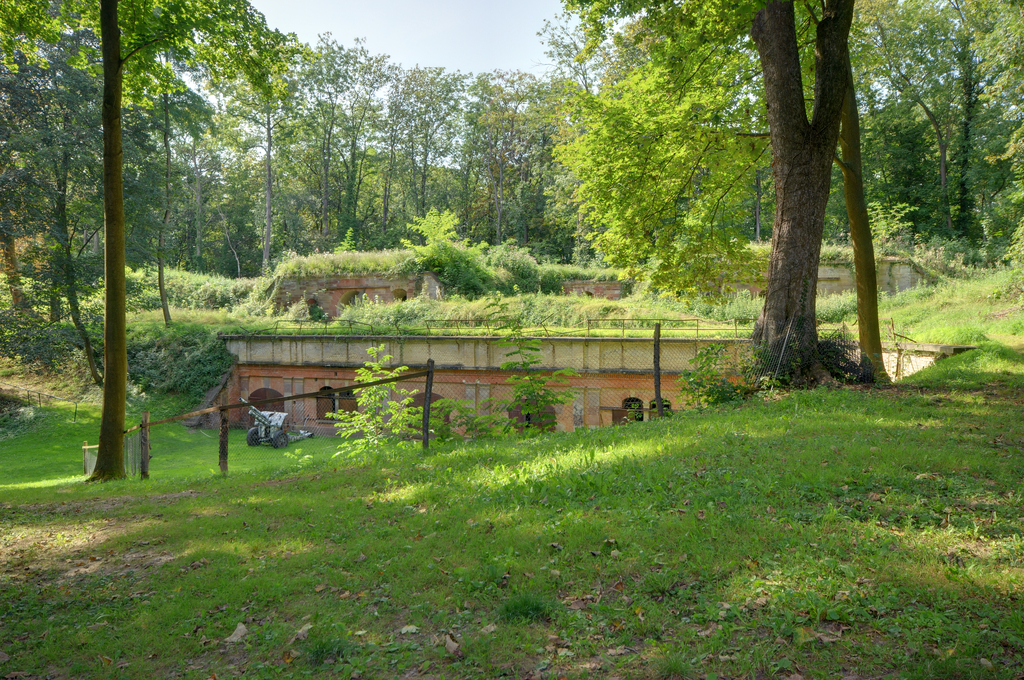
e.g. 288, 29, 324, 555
271, 430, 289, 449
246, 427, 260, 447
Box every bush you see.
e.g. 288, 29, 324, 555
486, 244, 541, 294
678, 344, 745, 407
163, 270, 259, 310
816, 291, 858, 324
126, 323, 236, 405
413, 241, 492, 298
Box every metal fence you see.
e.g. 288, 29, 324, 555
0, 380, 78, 421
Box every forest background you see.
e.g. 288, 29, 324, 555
2, 0, 1024, 371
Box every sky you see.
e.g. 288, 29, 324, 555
247, 0, 568, 75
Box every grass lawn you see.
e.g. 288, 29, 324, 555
0, 342, 1022, 679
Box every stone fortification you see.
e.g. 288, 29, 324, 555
274, 271, 443, 316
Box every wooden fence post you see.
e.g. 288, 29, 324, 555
83, 441, 88, 475
219, 409, 229, 475
140, 411, 150, 480
422, 359, 434, 450
654, 323, 664, 418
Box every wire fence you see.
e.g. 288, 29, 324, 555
0, 380, 79, 421
108, 318, 914, 480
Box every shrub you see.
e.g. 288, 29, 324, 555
413, 241, 492, 298
162, 270, 259, 310
330, 346, 422, 460
816, 291, 858, 324
678, 344, 745, 407
486, 243, 541, 294
126, 323, 236, 405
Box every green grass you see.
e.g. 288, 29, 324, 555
820, 268, 1024, 347
1, 346, 1023, 678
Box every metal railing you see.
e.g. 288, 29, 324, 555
0, 380, 79, 422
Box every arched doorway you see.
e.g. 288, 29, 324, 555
623, 397, 644, 422
247, 387, 285, 427
339, 290, 361, 306
392, 288, 407, 302
650, 398, 671, 415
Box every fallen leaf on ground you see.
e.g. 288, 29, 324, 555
0, 652, 8, 663
444, 634, 462, 657
607, 647, 629, 656
224, 623, 248, 643
287, 623, 313, 644
697, 622, 721, 638
480, 624, 497, 634
399, 625, 419, 635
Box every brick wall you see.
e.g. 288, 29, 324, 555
274, 272, 443, 316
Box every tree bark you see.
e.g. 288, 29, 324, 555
1, 231, 22, 308
263, 110, 273, 272
321, 126, 331, 238
95, 0, 127, 480
955, 39, 978, 241
750, 0, 854, 382
159, 91, 172, 326
753, 169, 762, 242
192, 138, 203, 267
835, 72, 890, 383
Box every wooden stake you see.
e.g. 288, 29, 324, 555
654, 323, 664, 418
140, 411, 150, 480
422, 359, 434, 450
219, 409, 229, 475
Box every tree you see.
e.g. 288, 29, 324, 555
467, 71, 539, 244
835, 68, 889, 382
859, 0, 968, 238
568, 0, 856, 379
216, 68, 293, 272
4, 0, 293, 479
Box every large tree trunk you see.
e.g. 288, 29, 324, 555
750, 0, 854, 383
95, 0, 127, 480
160, 92, 172, 326
263, 111, 273, 272
836, 73, 890, 383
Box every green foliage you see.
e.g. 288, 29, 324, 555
677, 344, 745, 408
406, 209, 460, 245
409, 241, 492, 298
489, 301, 577, 433
556, 28, 766, 298
331, 346, 422, 460
868, 202, 917, 245
163, 269, 259, 310
272, 250, 417, 280
486, 243, 542, 294
125, 323, 235, 405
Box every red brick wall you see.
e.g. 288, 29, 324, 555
561, 280, 622, 300
228, 363, 678, 432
